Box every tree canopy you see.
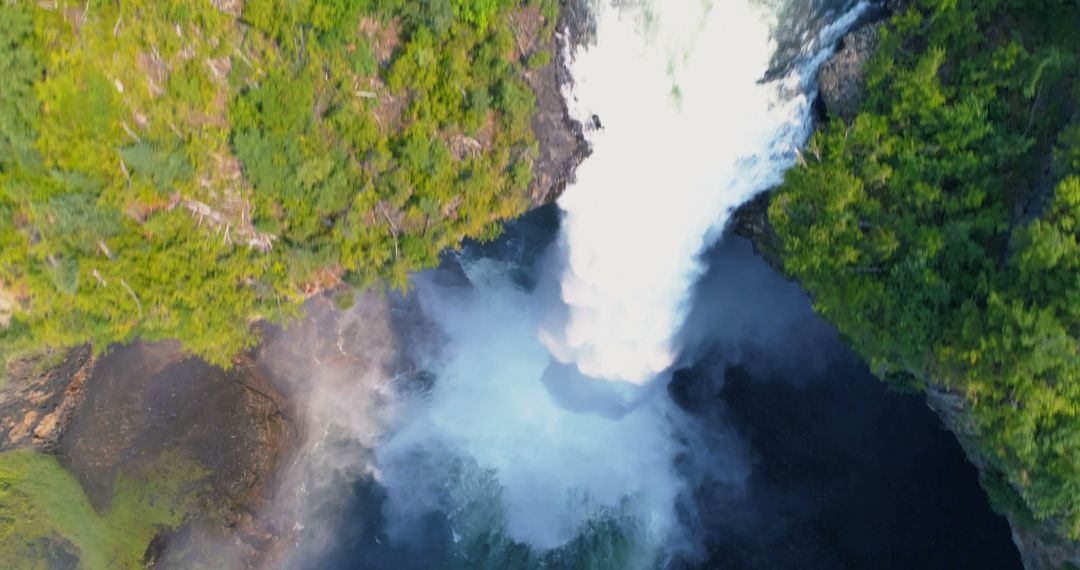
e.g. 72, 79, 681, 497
0, 0, 559, 371
771, 0, 1080, 542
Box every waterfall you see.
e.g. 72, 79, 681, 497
542, 0, 872, 385
362, 0, 875, 566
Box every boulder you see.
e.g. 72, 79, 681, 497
818, 23, 880, 122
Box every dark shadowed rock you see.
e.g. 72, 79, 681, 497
925, 383, 1080, 570
729, 192, 783, 270
526, 0, 590, 205
59, 341, 289, 514
0, 346, 94, 452
886, 0, 913, 14
818, 22, 880, 122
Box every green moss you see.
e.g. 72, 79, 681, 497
0, 449, 209, 570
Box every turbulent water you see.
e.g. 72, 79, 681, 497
543, 0, 868, 385
270, 1, 896, 568
371, 0, 871, 565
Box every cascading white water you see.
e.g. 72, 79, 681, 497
378, 261, 694, 560
370, 0, 872, 565
542, 0, 869, 385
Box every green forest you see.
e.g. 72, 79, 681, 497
0, 0, 557, 373
771, 0, 1080, 549
5, 0, 1080, 563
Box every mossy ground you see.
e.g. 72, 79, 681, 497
0, 448, 209, 569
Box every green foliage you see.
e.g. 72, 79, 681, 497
771, 0, 1080, 540
528, 50, 552, 70
232, 0, 539, 291
120, 143, 195, 195
0, 449, 208, 570
0, 4, 41, 173
451, 0, 514, 31
0, 0, 554, 372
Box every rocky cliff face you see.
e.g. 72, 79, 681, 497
527, 0, 591, 206
926, 382, 1080, 570
0, 346, 94, 452
732, 9, 883, 262
731, 4, 1080, 568
0, 341, 292, 568
818, 23, 880, 123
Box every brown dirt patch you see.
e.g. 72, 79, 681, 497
509, 6, 544, 63
211, 0, 244, 18
0, 285, 12, 328
449, 113, 496, 161
358, 17, 401, 64
301, 266, 345, 298
139, 51, 168, 98
358, 75, 406, 131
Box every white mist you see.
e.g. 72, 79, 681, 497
370, 0, 872, 564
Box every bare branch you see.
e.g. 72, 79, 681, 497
120, 278, 143, 319
376, 202, 400, 260
121, 122, 141, 142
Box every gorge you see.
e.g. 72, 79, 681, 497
1, 0, 1077, 569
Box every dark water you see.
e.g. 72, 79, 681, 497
670, 237, 1022, 569
303, 206, 1020, 569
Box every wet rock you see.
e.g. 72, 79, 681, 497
818, 23, 880, 122
59, 341, 289, 512
560, 0, 597, 50
526, 0, 591, 205
0, 340, 293, 568
1009, 521, 1080, 570
924, 382, 1080, 570
0, 346, 94, 452
730, 192, 783, 271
